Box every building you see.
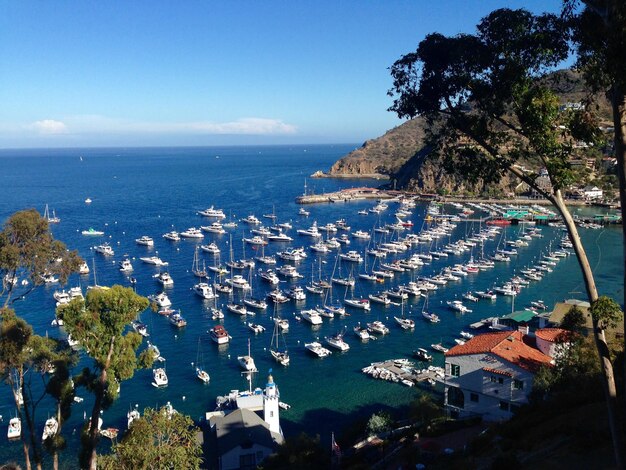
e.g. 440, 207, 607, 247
208, 373, 285, 470
443, 330, 556, 421
581, 185, 603, 200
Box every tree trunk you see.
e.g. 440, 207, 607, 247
13, 382, 32, 470
87, 335, 116, 470
552, 190, 624, 468
53, 402, 61, 470
610, 87, 626, 404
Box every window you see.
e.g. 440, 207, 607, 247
470, 393, 479, 402
498, 377, 504, 384
499, 401, 509, 411
240, 453, 256, 470
450, 364, 461, 377
270, 411, 274, 418
490, 376, 498, 383
513, 379, 524, 390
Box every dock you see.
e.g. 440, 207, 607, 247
296, 187, 396, 205
361, 359, 444, 387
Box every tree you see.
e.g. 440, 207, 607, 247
560, 305, 586, 333
0, 209, 81, 307
98, 406, 202, 470
59, 286, 152, 470
387, 8, 623, 466
366, 412, 392, 436
564, 0, 626, 420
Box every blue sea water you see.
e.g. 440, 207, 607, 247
0, 145, 622, 467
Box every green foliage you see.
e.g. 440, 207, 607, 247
561, 305, 586, 333
366, 411, 392, 436
0, 209, 82, 305
590, 296, 623, 330
260, 432, 326, 470
99, 406, 202, 470
387, 8, 587, 197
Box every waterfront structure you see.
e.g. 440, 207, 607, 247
443, 330, 557, 421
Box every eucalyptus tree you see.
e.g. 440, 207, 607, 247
59, 285, 153, 470
99, 406, 202, 470
0, 208, 81, 307
387, 8, 623, 466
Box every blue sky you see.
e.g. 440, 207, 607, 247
0, 1, 564, 148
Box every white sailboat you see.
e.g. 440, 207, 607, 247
270, 307, 290, 366
394, 299, 415, 330
195, 338, 210, 383
191, 246, 208, 278
43, 204, 60, 223
238, 338, 257, 372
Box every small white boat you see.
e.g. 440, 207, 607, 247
152, 367, 168, 387
196, 367, 210, 384
169, 311, 187, 328
209, 325, 229, 344
94, 243, 114, 256
300, 309, 323, 325
81, 228, 103, 236
127, 408, 140, 428
131, 320, 149, 337
135, 236, 154, 246
367, 321, 389, 335
211, 307, 224, 320
200, 242, 221, 254
7, 417, 21, 439
154, 272, 174, 287
201, 222, 226, 234
180, 227, 204, 239
241, 215, 261, 224
163, 231, 180, 242
247, 322, 266, 334
79, 262, 90, 275
344, 297, 371, 311
119, 257, 133, 272
287, 286, 306, 301
354, 324, 371, 340
225, 275, 251, 290
148, 292, 172, 307
325, 332, 350, 351
431, 343, 449, 353
413, 348, 433, 361
193, 282, 216, 299
42, 417, 58, 441
447, 300, 472, 313
140, 256, 168, 266
238, 339, 257, 371
226, 302, 248, 316
305, 342, 331, 357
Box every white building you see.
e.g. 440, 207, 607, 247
581, 185, 603, 200
443, 330, 555, 421
209, 373, 284, 470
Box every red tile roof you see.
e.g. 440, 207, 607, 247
446, 331, 552, 372
535, 328, 571, 343
482, 367, 513, 377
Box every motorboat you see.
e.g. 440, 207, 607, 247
7, 417, 21, 439
163, 231, 180, 242
354, 324, 371, 340
247, 322, 266, 334
196, 367, 210, 384
42, 417, 59, 441
325, 332, 350, 351
198, 206, 226, 218
431, 343, 449, 353
267, 289, 289, 303
119, 257, 133, 272
200, 242, 221, 254
209, 325, 229, 344
180, 227, 204, 239
278, 265, 303, 279
214, 282, 232, 294
310, 242, 330, 253
131, 320, 149, 337
394, 316, 415, 330
154, 272, 174, 287
94, 243, 114, 256
351, 230, 370, 240
297, 223, 322, 238
367, 321, 389, 335
243, 235, 268, 246
305, 342, 331, 357
140, 256, 168, 266
274, 317, 290, 331
201, 222, 226, 234
210, 307, 224, 320
300, 309, 323, 325
135, 236, 154, 246
81, 228, 104, 236
79, 262, 90, 275
148, 292, 172, 307
368, 293, 391, 306
127, 408, 140, 428
260, 270, 280, 285
226, 302, 248, 316
267, 232, 293, 242
152, 367, 168, 387
462, 292, 479, 302
243, 297, 268, 311
169, 311, 187, 328
460, 331, 474, 339
241, 215, 261, 224
298, 207, 310, 216
339, 250, 363, 262
277, 248, 307, 261
287, 286, 306, 301
447, 300, 472, 313
53, 290, 70, 306
413, 348, 433, 362
193, 282, 216, 299
225, 275, 251, 290
331, 276, 355, 287
475, 290, 497, 300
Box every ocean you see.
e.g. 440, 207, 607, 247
0, 145, 622, 467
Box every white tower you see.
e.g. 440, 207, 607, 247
263, 373, 281, 435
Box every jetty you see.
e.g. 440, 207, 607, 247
362, 359, 444, 387
296, 187, 396, 205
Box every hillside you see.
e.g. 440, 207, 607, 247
324, 69, 611, 194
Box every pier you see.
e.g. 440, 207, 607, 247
296, 187, 396, 205
362, 359, 444, 387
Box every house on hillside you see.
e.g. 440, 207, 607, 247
581, 185, 603, 201
443, 330, 563, 421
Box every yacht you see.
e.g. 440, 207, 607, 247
79, 262, 90, 275
201, 222, 226, 234
300, 309, 323, 325
241, 215, 261, 224
287, 286, 306, 301
127, 408, 140, 428
243, 235, 268, 246
42, 417, 59, 441
305, 342, 331, 358
152, 367, 168, 387
310, 242, 330, 253
135, 236, 154, 246
339, 250, 363, 262
394, 316, 415, 330
193, 282, 216, 299
81, 228, 104, 236
238, 340, 257, 371
148, 292, 172, 308
274, 317, 290, 331
225, 275, 251, 290
475, 290, 497, 300
68, 286, 83, 300
226, 302, 248, 316
243, 297, 268, 311
278, 265, 303, 279
422, 310, 440, 323
447, 300, 472, 313
162, 231, 180, 242
198, 206, 226, 218
354, 324, 371, 340
53, 290, 70, 306
119, 257, 133, 272
140, 256, 168, 266
200, 242, 221, 254
367, 321, 389, 335
7, 417, 21, 439
297, 223, 322, 237
298, 207, 310, 216
431, 343, 449, 353
277, 247, 307, 261
247, 322, 266, 334
169, 311, 187, 328
462, 292, 479, 302
180, 227, 204, 239
352, 230, 370, 240
368, 293, 391, 306
209, 325, 229, 344
211, 307, 224, 320
325, 333, 350, 351
260, 269, 280, 285
131, 320, 149, 337
155, 272, 174, 287
267, 289, 289, 304
94, 243, 115, 256
196, 367, 210, 384
267, 231, 293, 242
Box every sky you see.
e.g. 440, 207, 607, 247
0, 0, 565, 149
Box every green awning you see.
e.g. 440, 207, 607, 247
503, 310, 536, 323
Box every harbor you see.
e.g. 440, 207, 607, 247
362, 359, 445, 388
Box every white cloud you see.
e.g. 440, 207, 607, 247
30, 119, 68, 135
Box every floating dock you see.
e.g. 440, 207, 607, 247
362, 359, 444, 387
